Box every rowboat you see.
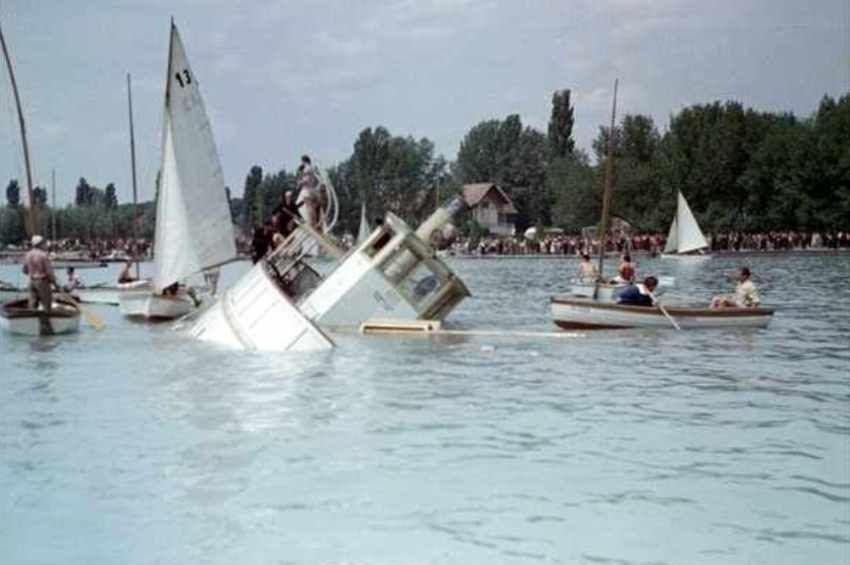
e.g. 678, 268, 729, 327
550, 295, 774, 330
1, 296, 81, 336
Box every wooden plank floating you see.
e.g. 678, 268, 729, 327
359, 319, 583, 339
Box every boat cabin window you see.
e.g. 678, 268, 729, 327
264, 254, 323, 302
363, 225, 395, 258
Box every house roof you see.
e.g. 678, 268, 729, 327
462, 183, 518, 214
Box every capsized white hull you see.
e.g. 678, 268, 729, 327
1, 298, 81, 336
188, 260, 333, 351
119, 291, 194, 320
551, 296, 774, 330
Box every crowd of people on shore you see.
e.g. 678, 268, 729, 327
442, 230, 850, 257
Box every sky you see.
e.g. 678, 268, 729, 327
1, 0, 848, 206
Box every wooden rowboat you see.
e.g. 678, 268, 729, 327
551, 295, 774, 330
0, 297, 81, 336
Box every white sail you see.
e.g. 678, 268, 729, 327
663, 216, 678, 253
356, 202, 370, 245
675, 191, 709, 253
153, 23, 236, 290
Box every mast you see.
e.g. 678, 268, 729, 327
51, 168, 56, 241
596, 78, 619, 278
0, 21, 37, 236
127, 72, 140, 278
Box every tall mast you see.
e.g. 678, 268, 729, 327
596, 78, 619, 278
51, 168, 56, 241
127, 72, 140, 277
0, 21, 37, 236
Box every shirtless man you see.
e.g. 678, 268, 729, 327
577, 253, 600, 283
22, 235, 56, 313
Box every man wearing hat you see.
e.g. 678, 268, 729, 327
22, 235, 56, 313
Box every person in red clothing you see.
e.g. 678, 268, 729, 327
616, 254, 636, 283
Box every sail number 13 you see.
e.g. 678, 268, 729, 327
175, 69, 192, 88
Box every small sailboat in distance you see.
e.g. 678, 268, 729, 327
663, 191, 710, 258
120, 21, 236, 319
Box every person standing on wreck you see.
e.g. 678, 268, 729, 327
295, 155, 323, 231
22, 235, 57, 313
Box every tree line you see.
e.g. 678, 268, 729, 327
2, 90, 847, 245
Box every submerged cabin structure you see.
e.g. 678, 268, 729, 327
188, 196, 473, 351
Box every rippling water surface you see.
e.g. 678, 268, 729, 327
1, 254, 848, 564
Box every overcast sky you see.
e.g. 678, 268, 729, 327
1, 0, 847, 205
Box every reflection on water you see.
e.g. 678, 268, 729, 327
0, 254, 849, 564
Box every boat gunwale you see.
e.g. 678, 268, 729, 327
1, 297, 80, 319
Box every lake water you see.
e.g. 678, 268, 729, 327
1, 253, 848, 564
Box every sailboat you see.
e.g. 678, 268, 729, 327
120, 21, 236, 320
662, 191, 710, 258
356, 202, 370, 245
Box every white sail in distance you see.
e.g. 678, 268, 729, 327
356, 202, 370, 245
664, 191, 708, 254
153, 23, 236, 290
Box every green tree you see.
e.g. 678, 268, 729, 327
6, 179, 20, 208
32, 186, 48, 207
104, 183, 118, 209
548, 89, 575, 158
242, 165, 263, 229
455, 114, 548, 229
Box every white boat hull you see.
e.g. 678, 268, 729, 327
661, 253, 712, 261
568, 281, 628, 301
119, 291, 194, 320
551, 296, 774, 330
1, 299, 81, 336
77, 280, 151, 305
188, 261, 333, 352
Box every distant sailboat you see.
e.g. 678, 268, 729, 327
663, 191, 710, 257
120, 21, 236, 319
356, 202, 370, 245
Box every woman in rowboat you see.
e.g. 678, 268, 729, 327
710, 267, 761, 308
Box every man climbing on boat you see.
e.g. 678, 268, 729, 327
295, 155, 323, 231
22, 235, 56, 314
710, 267, 761, 308
617, 276, 658, 307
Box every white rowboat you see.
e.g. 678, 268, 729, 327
119, 290, 194, 320
551, 295, 774, 330
1, 297, 81, 336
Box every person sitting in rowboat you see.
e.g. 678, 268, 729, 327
577, 253, 600, 283
614, 254, 636, 283
710, 267, 761, 308
162, 281, 202, 307
22, 235, 56, 314
118, 260, 137, 284
617, 276, 658, 307
63, 266, 84, 292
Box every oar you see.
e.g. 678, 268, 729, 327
648, 290, 681, 331
53, 286, 105, 331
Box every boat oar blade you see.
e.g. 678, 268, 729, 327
56, 289, 105, 331
648, 290, 681, 331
